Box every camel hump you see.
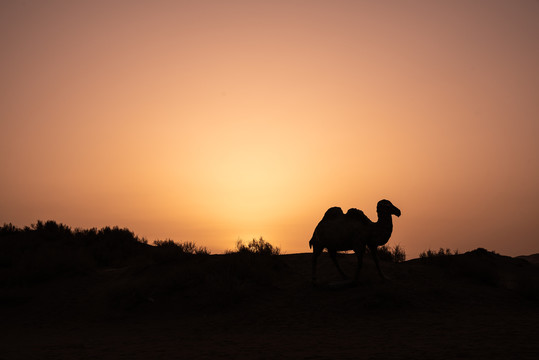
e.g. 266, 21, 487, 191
322, 207, 344, 221
345, 208, 371, 224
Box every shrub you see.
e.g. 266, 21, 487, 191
154, 239, 209, 255
371, 244, 406, 263
419, 248, 459, 259
0, 221, 150, 283
0, 223, 21, 236
228, 237, 280, 255
391, 244, 406, 263
83, 226, 147, 266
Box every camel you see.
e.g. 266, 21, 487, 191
309, 199, 401, 284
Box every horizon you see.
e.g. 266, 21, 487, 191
1, 1, 538, 258
2, 215, 537, 259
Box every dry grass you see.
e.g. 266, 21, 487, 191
375, 244, 407, 262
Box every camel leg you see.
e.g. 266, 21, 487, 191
312, 246, 323, 283
369, 245, 387, 281
354, 244, 366, 282
329, 250, 348, 279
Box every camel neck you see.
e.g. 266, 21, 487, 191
375, 212, 393, 246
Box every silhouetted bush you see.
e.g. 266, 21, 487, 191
152, 239, 209, 263
33, 220, 74, 242
228, 237, 280, 256
418, 247, 460, 268
0, 221, 150, 284
370, 244, 406, 263
86, 226, 148, 267
154, 239, 209, 255
0, 223, 21, 236
419, 248, 459, 259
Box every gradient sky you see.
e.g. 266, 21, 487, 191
1, 0, 538, 257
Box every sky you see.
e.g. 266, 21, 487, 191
1, 0, 538, 257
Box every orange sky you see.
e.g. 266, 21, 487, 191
1, 0, 538, 257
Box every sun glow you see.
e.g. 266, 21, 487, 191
1, 0, 538, 257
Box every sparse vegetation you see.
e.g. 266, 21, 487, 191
2, 221, 537, 318
419, 247, 459, 259
374, 244, 406, 263
0, 221, 211, 284
0, 222, 285, 310
154, 239, 209, 255
227, 237, 281, 256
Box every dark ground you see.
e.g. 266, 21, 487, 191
1, 247, 538, 359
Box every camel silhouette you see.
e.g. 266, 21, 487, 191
309, 199, 401, 284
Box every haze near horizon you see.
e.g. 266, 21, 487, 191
1, 0, 538, 257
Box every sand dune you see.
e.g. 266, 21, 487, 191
518, 253, 539, 265
1, 247, 538, 359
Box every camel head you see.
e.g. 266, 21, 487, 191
377, 199, 401, 217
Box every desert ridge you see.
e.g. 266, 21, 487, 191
0, 223, 538, 359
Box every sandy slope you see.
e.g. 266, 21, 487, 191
1, 250, 538, 359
